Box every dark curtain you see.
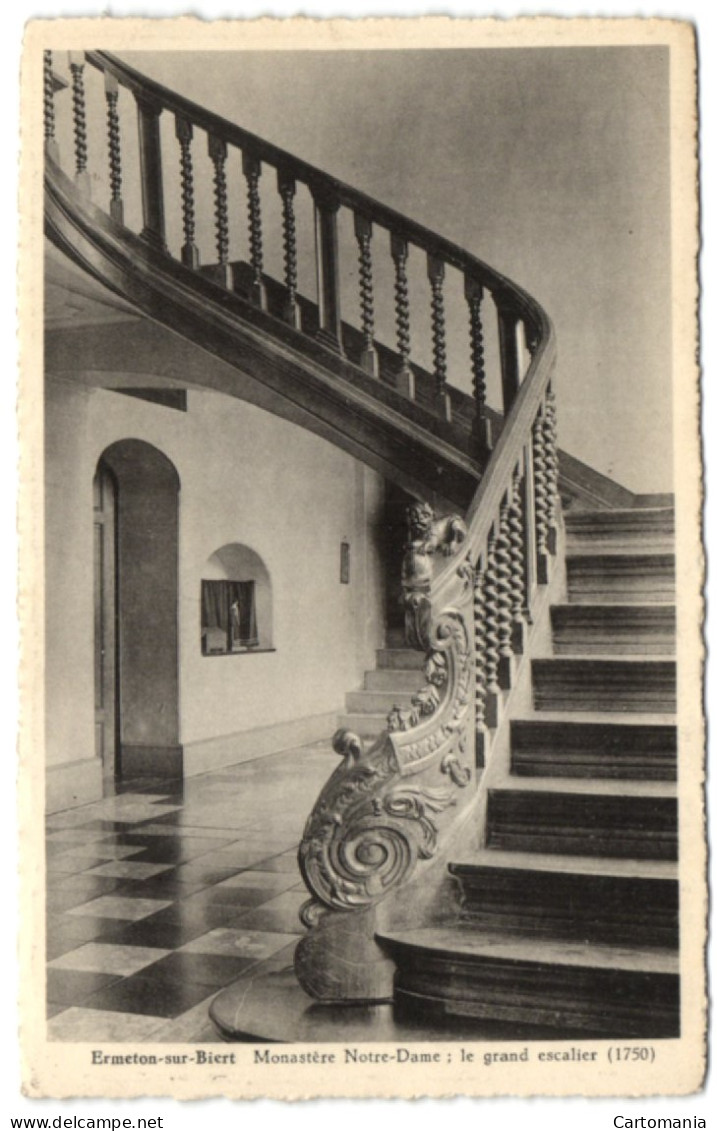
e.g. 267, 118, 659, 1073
202, 579, 229, 630
202, 579, 257, 652
201, 579, 229, 653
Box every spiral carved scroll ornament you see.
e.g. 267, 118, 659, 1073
298, 728, 458, 917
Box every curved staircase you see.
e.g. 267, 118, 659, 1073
43, 49, 682, 1042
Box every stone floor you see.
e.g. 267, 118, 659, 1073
45, 741, 332, 1042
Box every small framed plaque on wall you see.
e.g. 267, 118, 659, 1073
340, 540, 350, 584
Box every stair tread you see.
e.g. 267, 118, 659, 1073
338, 711, 387, 719
348, 690, 416, 704
566, 547, 675, 558
565, 506, 674, 524
551, 603, 676, 615
364, 669, 424, 690
566, 543, 675, 559
534, 655, 675, 665
534, 652, 677, 669
513, 709, 677, 726
567, 598, 676, 606
379, 926, 679, 974
376, 649, 425, 670
337, 712, 388, 731
450, 849, 678, 880
488, 776, 677, 798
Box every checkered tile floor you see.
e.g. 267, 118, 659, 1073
45, 741, 333, 1041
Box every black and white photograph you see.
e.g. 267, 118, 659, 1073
18, 15, 704, 1099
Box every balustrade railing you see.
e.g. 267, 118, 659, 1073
294, 360, 558, 1002
43, 48, 558, 1003
43, 48, 545, 456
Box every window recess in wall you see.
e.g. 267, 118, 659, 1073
201, 579, 258, 655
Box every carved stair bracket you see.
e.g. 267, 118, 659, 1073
296, 497, 476, 1002
401, 500, 467, 650
298, 727, 459, 915
389, 608, 473, 774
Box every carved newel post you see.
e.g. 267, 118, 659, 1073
294, 501, 475, 1003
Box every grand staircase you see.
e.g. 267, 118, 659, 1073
43, 49, 689, 1043
377, 504, 679, 1038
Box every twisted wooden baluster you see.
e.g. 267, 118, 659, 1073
543, 384, 559, 549
508, 466, 527, 646
69, 53, 89, 191
465, 275, 491, 456
208, 135, 230, 285
43, 50, 58, 159
175, 116, 199, 269
390, 234, 414, 398
483, 529, 501, 702
495, 495, 514, 668
104, 72, 123, 224
278, 171, 299, 327
354, 213, 378, 376
243, 152, 265, 307
532, 403, 549, 564
428, 254, 450, 418
473, 557, 488, 755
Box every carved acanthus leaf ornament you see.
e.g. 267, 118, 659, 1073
298, 728, 458, 913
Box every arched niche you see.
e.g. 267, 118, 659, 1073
201, 543, 273, 653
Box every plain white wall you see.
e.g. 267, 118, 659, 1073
44, 374, 386, 768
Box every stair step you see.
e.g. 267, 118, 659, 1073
450, 847, 678, 878
448, 859, 678, 948
563, 508, 669, 551
563, 508, 669, 529
490, 775, 676, 797
346, 689, 415, 713
510, 718, 677, 780
485, 785, 677, 860
566, 553, 675, 603
378, 926, 679, 1037
376, 648, 425, 670
550, 604, 675, 655
532, 657, 676, 713
364, 668, 424, 692
337, 712, 388, 737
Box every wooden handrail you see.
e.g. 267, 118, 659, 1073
432, 320, 556, 608
43, 48, 550, 445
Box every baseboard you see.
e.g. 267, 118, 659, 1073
183, 712, 337, 777
46, 757, 103, 814
46, 716, 337, 807
120, 744, 183, 778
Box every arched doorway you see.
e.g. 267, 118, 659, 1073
94, 439, 181, 785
